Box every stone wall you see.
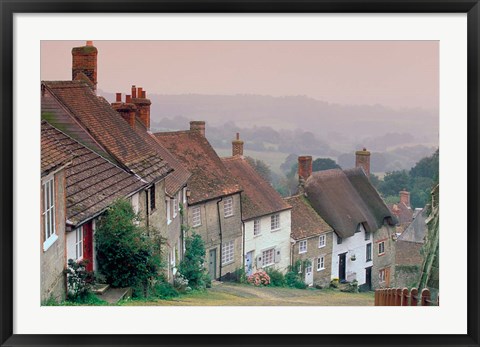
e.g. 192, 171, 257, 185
372, 225, 396, 289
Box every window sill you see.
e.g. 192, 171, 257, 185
262, 263, 275, 268
253, 233, 262, 238
167, 220, 172, 226
270, 228, 281, 232
378, 253, 385, 257
299, 250, 307, 254
222, 260, 235, 266
224, 214, 234, 219
192, 224, 201, 228
318, 245, 326, 249
43, 233, 58, 252
317, 268, 325, 272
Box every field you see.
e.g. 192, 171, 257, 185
121, 282, 375, 306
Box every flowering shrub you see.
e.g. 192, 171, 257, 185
174, 272, 189, 291
247, 270, 271, 286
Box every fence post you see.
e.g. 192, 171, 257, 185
390, 288, 395, 306
395, 288, 402, 306
401, 288, 409, 306
410, 288, 418, 306
380, 289, 386, 306
374, 289, 379, 306
421, 288, 431, 306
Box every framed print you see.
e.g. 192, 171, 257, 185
1, 1, 479, 347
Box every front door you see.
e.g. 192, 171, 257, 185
339, 253, 346, 282
305, 260, 313, 286
245, 251, 254, 276
208, 248, 217, 280
83, 221, 93, 272
365, 266, 372, 290
385, 267, 391, 287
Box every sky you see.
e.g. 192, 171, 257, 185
41, 40, 439, 111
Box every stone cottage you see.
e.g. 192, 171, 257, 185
222, 133, 292, 275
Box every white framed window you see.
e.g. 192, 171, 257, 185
253, 219, 261, 236
366, 243, 372, 261
299, 240, 307, 254
318, 235, 326, 248
316, 256, 325, 271
365, 231, 371, 241
298, 262, 302, 273
192, 206, 201, 227
305, 262, 312, 275
42, 178, 57, 251
378, 241, 385, 255
75, 227, 83, 260
379, 269, 386, 282
222, 240, 235, 265
270, 214, 280, 231
224, 197, 233, 217
173, 197, 178, 218
262, 248, 275, 267
166, 199, 172, 225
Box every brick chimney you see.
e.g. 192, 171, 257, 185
298, 156, 312, 194
111, 93, 137, 129
190, 121, 206, 137
232, 132, 244, 156
355, 147, 371, 177
400, 189, 411, 208
72, 40, 98, 92
130, 86, 151, 130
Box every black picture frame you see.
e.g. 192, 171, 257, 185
1, 1, 479, 346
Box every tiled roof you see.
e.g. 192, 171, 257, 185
41, 121, 147, 226
388, 202, 414, 225
398, 208, 427, 243
132, 119, 191, 196
284, 195, 332, 240
41, 120, 74, 176
305, 168, 395, 238
42, 81, 171, 183
154, 130, 241, 204
222, 156, 290, 220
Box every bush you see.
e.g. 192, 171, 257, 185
95, 199, 163, 292
173, 272, 189, 292
247, 270, 271, 286
65, 259, 95, 301
341, 279, 359, 293
284, 260, 308, 289
178, 231, 209, 290
265, 268, 286, 287
330, 278, 339, 288
232, 267, 247, 284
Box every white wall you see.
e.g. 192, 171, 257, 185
244, 209, 291, 272
331, 224, 373, 284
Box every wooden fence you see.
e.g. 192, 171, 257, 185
374, 288, 438, 306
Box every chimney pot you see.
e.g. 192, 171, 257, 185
232, 133, 244, 156
137, 87, 143, 98
116, 93, 122, 102
126, 95, 132, 103
190, 121, 206, 137
86, 40, 93, 47
131, 85, 137, 98
142, 91, 146, 98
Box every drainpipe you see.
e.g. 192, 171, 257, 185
145, 188, 150, 229
216, 197, 224, 280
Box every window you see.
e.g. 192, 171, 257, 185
271, 214, 280, 231
305, 262, 312, 274
224, 197, 233, 217
379, 269, 386, 282
173, 197, 178, 218
75, 227, 83, 260
316, 256, 325, 271
262, 248, 275, 267
43, 178, 57, 251
222, 240, 235, 265
365, 231, 371, 241
150, 184, 156, 211
337, 236, 343, 244
253, 219, 261, 236
192, 206, 201, 227
299, 240, 307, 254
183, 187, 187, 204
318, 235, 326, 248
166, 199, 171, 225
366, 243, 372, 261
378, 241, 385, 255
298, 262, 302, 273
355, 224, 362, 233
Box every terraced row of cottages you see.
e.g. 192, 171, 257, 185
40, 41, 397, 302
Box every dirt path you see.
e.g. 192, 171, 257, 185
123, 283, 375, 306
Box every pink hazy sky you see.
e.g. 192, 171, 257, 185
41, 40, 439, 110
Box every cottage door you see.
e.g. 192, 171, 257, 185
338, 253, 346, 282
305, 260, 313, 286
208, 249, 217, 280
83, 221, 94, 272
365, 266, 372, 290
245, 251, 254, 276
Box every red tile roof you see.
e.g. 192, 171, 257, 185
132, 119, 191, 196
154, 130, 241, 204
42, 121, 146, 226
284, 195, 333, 240
42, 81, 171, 183
388, 202, 414, 225
41, 120, 74, 176
222, 156, 290, 220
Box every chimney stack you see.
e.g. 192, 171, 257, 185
131, 86, 151, 130
298, 156, 312, 194
72, 40, 98, 92
400, 190, 411, 208
111, 93, 137, 129
232, 132, 244, 156
131, 85, 137, 98
190, 121, 206, 137
116, 93, 122, 102
355, 147, 371, 177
